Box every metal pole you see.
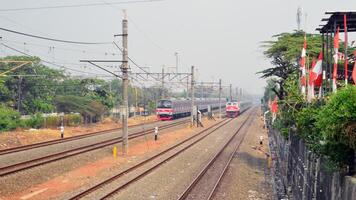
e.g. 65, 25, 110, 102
344, 14, 348, 85
134, 87, 138, 117
175, 52, 178, 73
321, 33, 325, 97
161, 67, 165, 99
191, 66, 195, 126
229, 84, 232, 101
17, 76, 22, 113
326, 30, 330, 93
121, 10, 129, 155
186, 76, 189, 99
219, 79, 222, 119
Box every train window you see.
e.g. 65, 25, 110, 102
157, 100, 172, 108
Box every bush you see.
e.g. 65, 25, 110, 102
296, 104, 323, 152
0, 105, 21, 131
45, 115, 61, 127
22, 113, 44, 129
65, 114, 82, 126
295, 86, 356, 168
316, 86, 356, 167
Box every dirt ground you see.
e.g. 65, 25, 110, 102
1, 118, 217, 200
0, 115, 157, 150
213, 110, 275, 200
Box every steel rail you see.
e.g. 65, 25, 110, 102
68, 118, 233, 200
0, 120, 189, 177
97, 116, 238, 200
97, 107, 252, 200
0, 120, 164, 156
0, 109, 223, 156
206, 112, 255, 200
176, 108, 255, 200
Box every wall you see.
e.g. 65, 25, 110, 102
268, 126, 356, 200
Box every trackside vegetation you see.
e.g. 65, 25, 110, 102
260, 31, 356, 169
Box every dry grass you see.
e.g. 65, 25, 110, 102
0, 115, 157, 150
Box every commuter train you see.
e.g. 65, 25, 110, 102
156, 98, 226, 120
225, 101, 252, 118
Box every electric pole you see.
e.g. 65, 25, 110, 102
229, 84, 232, 102
134, 87, 138, 117
175, 52, 179, 73
186, 76, 189, 99
121, 10, 129, 155
219, 79, 222, 119
161, 67, 165, 99
191, 66, 195, 126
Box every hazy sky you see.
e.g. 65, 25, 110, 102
0, 0, 355, 95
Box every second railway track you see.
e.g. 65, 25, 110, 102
68, 108, 252, 200
177, 108, 255, 200
0, 119, 173, 156
0, 119, 190, 177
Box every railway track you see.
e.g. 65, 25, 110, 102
0, 119, 190, 177
0, 109, 224, 156
68, 117, 233, 200
69, 108, 252, 200
177, 109, 255, 200
0, 119, 166, 156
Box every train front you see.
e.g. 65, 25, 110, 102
156, 99, 173, 120
225, 102, 240, 118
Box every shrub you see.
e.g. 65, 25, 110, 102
23, 113, 44, 129
65, 114, 82, 126
316, 86, 356, 167
0, 105, 21, 131
45, 115, 61, 127
296, 104, 323, 153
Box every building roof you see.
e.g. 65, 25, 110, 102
316, 11, 356, 33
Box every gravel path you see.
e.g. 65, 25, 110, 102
211, 109, 274, 200
104, 110, 252, 200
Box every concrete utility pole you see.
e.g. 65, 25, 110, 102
229, 84, 232, 102
219, 79, 222, 119
186, 76, 189, 99
134, 87, 138, 117
161, 67, 165, 99
175, 52, 179, 73
191, 66, 195, 126
235, 87, 238, 100
121, 10, 129, 155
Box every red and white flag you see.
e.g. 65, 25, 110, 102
333, 27, 340, 93
271, 96, 278, 113
308, 58, 316, 102
300, 35, 307, 95
312, 52, 323, 87
271, 96, 278, 123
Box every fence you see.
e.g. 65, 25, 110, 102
268, 125, 355, 200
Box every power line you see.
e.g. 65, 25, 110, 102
0, 0, 165, 12
0, 27, 111, 45
2, 39, 120, 56
1, 43, 104, 75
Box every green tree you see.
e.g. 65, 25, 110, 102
259, 31, 322, 99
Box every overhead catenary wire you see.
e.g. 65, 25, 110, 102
2, 39, 120, 56
0, 27, 111, 45
1, 43, 105, 75
0, 0, 165, 12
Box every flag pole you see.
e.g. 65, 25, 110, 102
344, 14, 348, 85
